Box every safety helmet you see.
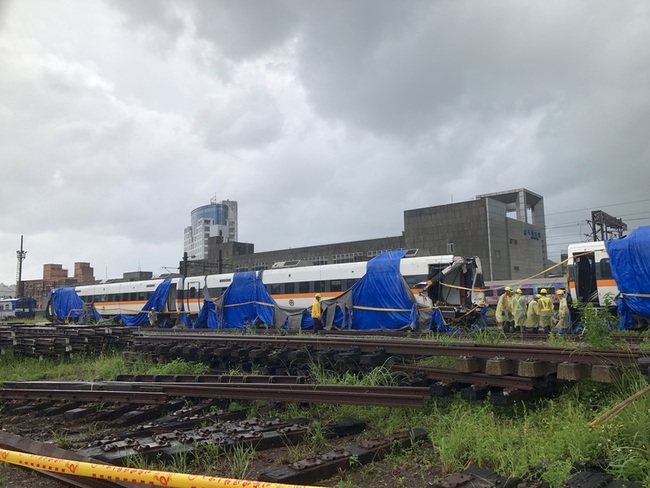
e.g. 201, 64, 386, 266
516, 288, 522, 294
315, 293, 321, 298
504, 286, 512, 292
540, 289, 547, 294
557, 289, 564, 295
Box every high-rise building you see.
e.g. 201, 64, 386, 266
184, 197, 238, 261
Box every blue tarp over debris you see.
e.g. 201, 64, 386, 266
605, 226, 650, 329
215, 271, 275, 329
191, 296, 218, 329
47, 287, 102, 322
118, 277, 173, 327
323, 249, 419, 330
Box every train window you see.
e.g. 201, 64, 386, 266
521, 288, 533, 296
314, 281, 326, 293
546, 287, 556, 294
189, 287, 197, 299
330, 280, 343, 292
285, 282, 295, 294
600, 258, 612, 279
138, 292, 146, 301
484, 289, 494, 297
298, 282, 310, 293
270, 283, 282, 294
346, 279, 359, 289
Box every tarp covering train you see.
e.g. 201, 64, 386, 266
45, 250, 484, 331
605, 226, 650, 329
322, 249, 423, 330
188, 250, 481, 332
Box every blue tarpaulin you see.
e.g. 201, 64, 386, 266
192, 297, 218, 329
47, 287, 102, 322
605, 226, 650, 329
118, 277, 173, 326
216, 272, 275, 329
343, 250, 418, 330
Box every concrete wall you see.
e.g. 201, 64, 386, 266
506, 219, 547, 280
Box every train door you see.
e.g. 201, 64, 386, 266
167, 282, 177, 312
185, 279, 203, 313
573, 252, 598, 303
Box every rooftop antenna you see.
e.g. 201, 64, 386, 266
16, 235, 26, 298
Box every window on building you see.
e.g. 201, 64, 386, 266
447, 242, 454, 254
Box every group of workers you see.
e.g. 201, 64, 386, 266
495, 286, 571, 333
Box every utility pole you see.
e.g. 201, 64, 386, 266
588, 210, 627, 241
16, 235, 26, 298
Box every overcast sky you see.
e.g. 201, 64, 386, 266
1, 0, 649, 286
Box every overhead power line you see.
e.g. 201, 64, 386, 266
546, 198, 650, 217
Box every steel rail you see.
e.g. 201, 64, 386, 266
2, 380, 431, 396
157, 384, 428, 408
0, 382, 429, 408
0, 388, 167, 404
134, 333, 647, 366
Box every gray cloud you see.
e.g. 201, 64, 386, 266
0, 0, 648, 285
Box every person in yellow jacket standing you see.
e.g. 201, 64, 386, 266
538, 289, 554, 332
512, 288, 527, 332
496, 286, 514, 332
311, 293, 323, 332
556, 289, 570, 333
526, 294, 541, 332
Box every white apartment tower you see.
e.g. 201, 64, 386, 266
183, 198, 238, 261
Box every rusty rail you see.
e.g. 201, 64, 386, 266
134, 332, 647, 367
0, 380, 430, 408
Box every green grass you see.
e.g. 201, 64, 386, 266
0, 352, 208, 382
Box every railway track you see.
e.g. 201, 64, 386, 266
2, 328, 648, 487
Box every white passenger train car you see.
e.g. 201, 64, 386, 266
62, 253, 483, 322
566, 241, 618, 307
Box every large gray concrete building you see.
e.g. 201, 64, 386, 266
187, 188, 548, 281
